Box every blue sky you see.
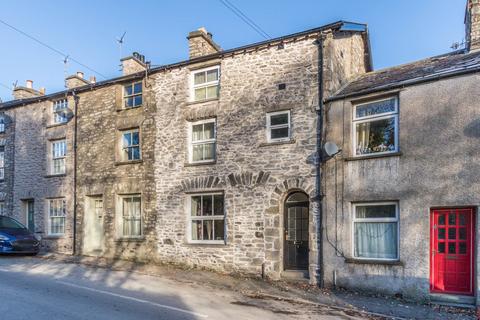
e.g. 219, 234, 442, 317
0, 0, 467, 102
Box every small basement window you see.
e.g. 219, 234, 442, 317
266, 110, 291, 142
353, 97, 398, 156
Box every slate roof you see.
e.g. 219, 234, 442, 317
328, 49, 480, 101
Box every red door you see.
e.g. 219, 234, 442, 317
430, 208, 475, 295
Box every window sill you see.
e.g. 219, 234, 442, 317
116, 105, 143, 112
115, 237, 145, 242
186, 240, 226, 246
344, 257, 404, 266
184, 161, 216, 167
115, 160, 143, 166
186, 98, 219, 106
46, 122, 68, 129
344, 151, 402, 162
45, 173, 67, 178
259, 139, 296, 147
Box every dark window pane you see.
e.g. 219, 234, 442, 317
356, 118, 396, 155
194, 72, 206, 85
134, 95, 142, 106
448, 213, 456, 225
125, 97, 134, 108
203, 220, 213, 240
438, 228, 445, 239
438, 242, 445, 253
459, 228, 467, 240
270, 113, 289, 126
271, 127, 289, 139
124, 84, 133, 96
355, 205, 396, 219
206, 69, 218, 82
203, 122, 215, 139
448, 228, 456, 240
459, 242, 467, 254
448, 242, 456, 254
214, 220, 224, 240
438, 214, 445, 225
356, 99, 396, 118
459, 214, 466, 226
132, 131, 139, 145
133, 82, 142, 94
202, 196, 213, 216
213, 195, 223, 215
132, 147, 140, 160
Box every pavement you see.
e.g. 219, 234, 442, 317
0, 254, 475, 320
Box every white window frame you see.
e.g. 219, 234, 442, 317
123, 81, 143, 109
47, 198, 66, 236
120, 128, 141, 162
187, 192, 226, 244
352, 97, 399, 157
117, 194, 142, 239
52, 99, 69, 124
190, 65, 220, 102
188, 119, 216, 164
50, 139, 66, 175
266, 110, 291, 142
0, 146, 4, 180
0, 116, 5, 133
351, 202, 399, 261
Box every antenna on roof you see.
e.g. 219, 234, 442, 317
63, 55, 69, 88
116, 31, 126, 71
12, 80, 18, 88
450, 39, 466, 51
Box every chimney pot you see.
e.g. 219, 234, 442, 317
89, 76, 96, 84
26, 80, 33, 89
76, 71, 84, 79
39, 87, 46, 95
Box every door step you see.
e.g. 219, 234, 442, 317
430, 293, 475, 307
281, 270, 309, 281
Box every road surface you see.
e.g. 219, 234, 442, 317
0, 256, 366, 320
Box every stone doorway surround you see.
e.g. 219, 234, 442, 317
264, 178, 318, 284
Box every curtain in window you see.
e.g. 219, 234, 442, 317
123, 197, 141, 237
354, 222, 397, 259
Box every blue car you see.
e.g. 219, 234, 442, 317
0, 216, 40, 254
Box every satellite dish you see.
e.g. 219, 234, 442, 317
324, 141, 340, 157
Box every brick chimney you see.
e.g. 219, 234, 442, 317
187, 27, 221, 59
121, 52, 147, 76
12, 80, 44, 100
65, 71, 90, 89
466, 0, 480, 51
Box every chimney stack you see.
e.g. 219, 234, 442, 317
89, 76, 96, 84
187, 27, 221, 59
65, 71, 90, 89
12, 80, 43, 100
466, 0, 480, 51
120, 52, 147, 76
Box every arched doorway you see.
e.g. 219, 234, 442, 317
284, 191, 309, 270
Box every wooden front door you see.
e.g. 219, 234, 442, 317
284, 192, 309, 270
430, 208, 474, 295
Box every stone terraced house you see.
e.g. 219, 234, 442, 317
0, 20, 371, 284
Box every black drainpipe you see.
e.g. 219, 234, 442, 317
315, 33, 325, 288
72, 91, 79, 256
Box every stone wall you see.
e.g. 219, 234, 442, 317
11, 98, 75, 253
75, 80, 158, 261
151, 31, 368, 281
323, 73, 480, 301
